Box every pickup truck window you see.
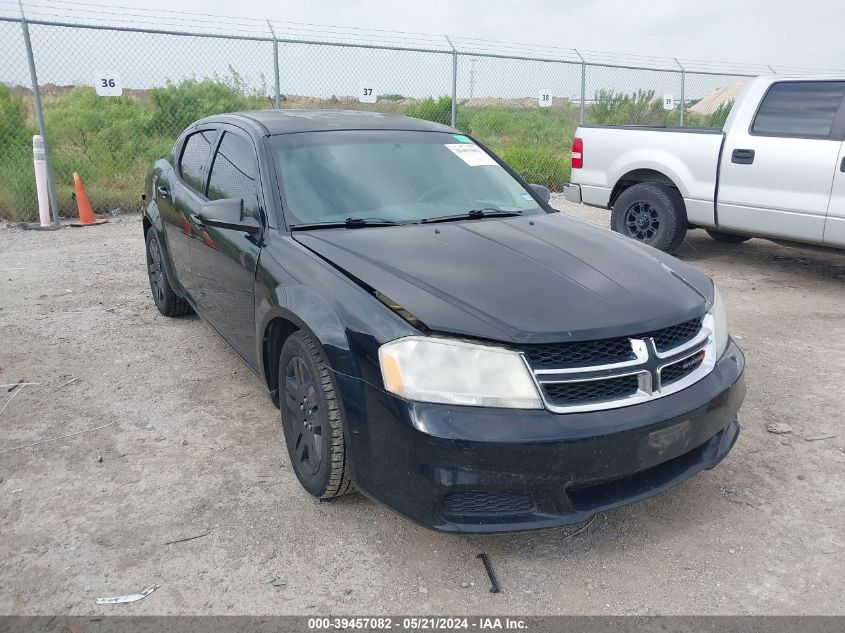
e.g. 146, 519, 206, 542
208, 132, 259, 215
751, 81, 845, 139
180, 130, 215, 193
271, 130, 543, 227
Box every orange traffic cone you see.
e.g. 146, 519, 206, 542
70, 172, 108, 227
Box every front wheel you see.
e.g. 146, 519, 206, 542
145, 230, 192, 317
706, 229, 751, 244
611, 183, 687, 253
278, 330, 354, 499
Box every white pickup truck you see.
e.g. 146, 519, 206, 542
564, 75, 845, 252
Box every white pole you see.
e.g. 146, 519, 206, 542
33, 135, 51, 227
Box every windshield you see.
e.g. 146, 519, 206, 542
270, 130, 545, 227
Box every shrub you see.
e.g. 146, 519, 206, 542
589, 89, 666, 126
500, 145, 570, 191
406, 96, 453, 126
147, 74, 267, 137
0, 85, 36, 220
706, 100, 733, 128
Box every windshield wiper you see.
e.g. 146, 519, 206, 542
420, 208, 523, 224
289, 217, 409, 231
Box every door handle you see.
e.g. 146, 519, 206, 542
189, 212, 206, 228
840, 156, 845, 172
731, 149, 755, 165
156, 185, 170, 197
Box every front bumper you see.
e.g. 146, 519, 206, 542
563, 183, 582, 204
336, 339, 745, 533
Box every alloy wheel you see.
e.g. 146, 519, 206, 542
283, 355, 323, 476
624, 201, 660, 241
147, 238, 165, 305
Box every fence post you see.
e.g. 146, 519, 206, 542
444, 35, 457, 127
575, 49, 586, 125
19, 1, 59, 225
674, 58, 685, 128
267, 20, 280, 110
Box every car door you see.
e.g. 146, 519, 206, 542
159, 127, 217, 296
717, 80, 845, 244
189, 126, 264, 368
823, 141, 845, 247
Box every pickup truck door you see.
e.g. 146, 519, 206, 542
823, 143, 845, 247
159, 128, 217, 296
189, 126, 263, 369
717, 80, 845, 243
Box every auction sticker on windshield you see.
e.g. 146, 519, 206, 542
445, 143, 497, 166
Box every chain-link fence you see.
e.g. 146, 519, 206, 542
0, 6, 837, 222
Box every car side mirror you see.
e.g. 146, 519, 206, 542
199, 198, 261, 234
528, 184, 551, 204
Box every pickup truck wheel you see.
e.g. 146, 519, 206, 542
611, 183, 687, 253
706, 230, 751, 244
145, 230, 192, 317
279, 331, 354, 499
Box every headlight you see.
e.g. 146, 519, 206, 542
709, 286, 729, 358
378, 336, 542, 409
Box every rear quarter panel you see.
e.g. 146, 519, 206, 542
573, 127, 723, 225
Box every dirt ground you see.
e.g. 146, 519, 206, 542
1, 197, 843, 615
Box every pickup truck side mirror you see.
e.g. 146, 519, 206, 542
198, 198, 261, 234
528, 183, 551, 204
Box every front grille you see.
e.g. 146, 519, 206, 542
543, 374, 640, 406
522, 337, 635, 369
525, 313, 710, 412
520, 316, 704, 371
661, 351, 705, 386
442, 491, 535, 517
639, 316, 704, 352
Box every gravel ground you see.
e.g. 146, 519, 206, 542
0, 196, 843, 615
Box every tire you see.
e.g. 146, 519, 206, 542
706, 229, 751, 244
278, 330, 354, 499
611, 182, 687, 253
145, 229, 192, 317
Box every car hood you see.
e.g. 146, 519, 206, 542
292, 214, 712, 344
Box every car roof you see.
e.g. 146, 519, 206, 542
198, 109, 457, 135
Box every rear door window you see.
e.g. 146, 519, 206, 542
179, 130, 215, 193
207, 132, 260, 216
751, 81, 845, 139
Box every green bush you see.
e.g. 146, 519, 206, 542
406, 96, 453, 126
147, 75, 267, 137
0, 85, 36, 220
500, 146, 570, 190
589, 89, 667, 126
705, 100, 733, 128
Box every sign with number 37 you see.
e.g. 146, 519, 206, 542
359, 84, 377, 104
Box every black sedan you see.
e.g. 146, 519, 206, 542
143, 110, 745, 533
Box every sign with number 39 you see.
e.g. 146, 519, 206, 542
94, 73, 123, 97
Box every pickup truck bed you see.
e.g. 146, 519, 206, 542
565, 75, 845, 252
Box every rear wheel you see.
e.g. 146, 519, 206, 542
278, 330, 354, 499
611, 182, 687, 253
145, 230, 192, 317
706, 229, 751, 244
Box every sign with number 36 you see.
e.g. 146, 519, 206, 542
94, 73, 123, 97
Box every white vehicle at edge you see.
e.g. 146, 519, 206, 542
564, 75, 845, 252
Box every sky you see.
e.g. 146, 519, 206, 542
1, 0, 842, 101
121, 0, 843, 72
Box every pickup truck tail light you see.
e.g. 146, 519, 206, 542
571, 137, 583, 169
